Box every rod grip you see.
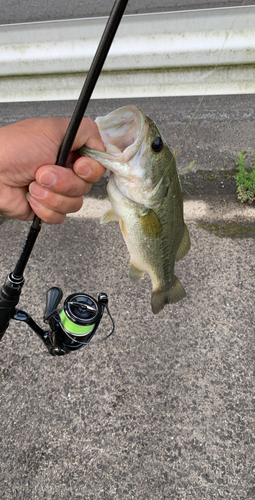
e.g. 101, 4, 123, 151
0, 274, 24, 338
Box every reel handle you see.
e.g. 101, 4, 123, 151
44, 287, 63, 323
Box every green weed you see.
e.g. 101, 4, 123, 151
236, 152, 255, 204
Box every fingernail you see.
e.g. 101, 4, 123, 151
39, 171, 57, 187
29, 181, 48, 199
26, 192, 42, 208
76, 162, 91, 178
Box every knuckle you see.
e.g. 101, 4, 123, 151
66, 197, 83, 214
70, 184, 83, 197
75, 197, 83, 211
81, 183, 91, 196
45, 194, 63, 211
41, 211, 66, 225
46, 194, 83, 214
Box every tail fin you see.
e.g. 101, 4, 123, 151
151, 276, 186, 315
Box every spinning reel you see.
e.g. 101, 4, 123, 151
0, 275, 114, 356
0, 0, 128, 356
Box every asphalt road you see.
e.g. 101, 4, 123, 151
1, 94, 255, 172
0, 96, 254, 499
1, 0, 255, 24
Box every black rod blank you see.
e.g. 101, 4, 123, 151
56, 0, 129, 167
13, 0, 129, 278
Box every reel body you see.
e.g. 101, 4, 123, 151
8, 287, 114, 356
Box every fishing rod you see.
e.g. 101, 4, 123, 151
0, 0, 129, 356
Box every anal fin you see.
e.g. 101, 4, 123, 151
151, 276, 186, 314
175, 224, 191, 261
129, 262, 144, 283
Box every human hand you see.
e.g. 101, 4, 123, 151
0, 117, 105, 224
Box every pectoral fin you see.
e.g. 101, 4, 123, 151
100, 209, 119, 224
175, 224, 191, 261
138, 209, 162, 238
129, 262, 144, 283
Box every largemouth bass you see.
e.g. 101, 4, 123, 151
80, 105, 190, 314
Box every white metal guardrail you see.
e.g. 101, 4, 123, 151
0, 5, 255, 102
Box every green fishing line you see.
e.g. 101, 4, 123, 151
60, 310, 95, 336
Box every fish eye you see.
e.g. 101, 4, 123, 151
151, 137, 163, 153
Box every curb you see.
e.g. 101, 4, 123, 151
1, 6, 255, 101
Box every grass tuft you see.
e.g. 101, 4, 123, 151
236, 152, 255, 204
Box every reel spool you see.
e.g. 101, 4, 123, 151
43, 288, 114, 354
56, 292, 111, 349
61, 293, 103, 338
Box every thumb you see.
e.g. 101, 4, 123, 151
71, 118, 105, 153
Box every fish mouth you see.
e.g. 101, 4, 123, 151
80, 105, 162, 208
94, 105, 147, 162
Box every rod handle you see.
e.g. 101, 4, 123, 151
0, 273, 24, 338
